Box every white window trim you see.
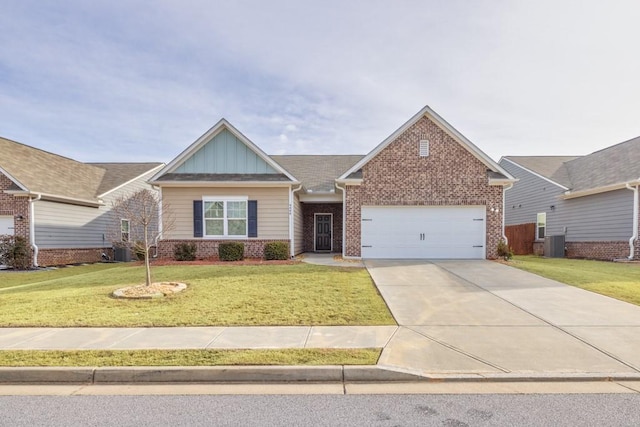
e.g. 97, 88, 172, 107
536, 212, 546, 240
121, 219, 130, 242
202, 196, 249, 239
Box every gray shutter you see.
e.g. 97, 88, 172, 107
193, 200, 203, 238
248, 200, 258, 237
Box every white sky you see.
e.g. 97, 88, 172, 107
1, 0, 640, 163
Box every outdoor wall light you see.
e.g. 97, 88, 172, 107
15, 215, 24, 221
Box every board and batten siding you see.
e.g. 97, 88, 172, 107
162, 186, 290, 240
33, 168, 161, 249
500, 159, 565, 226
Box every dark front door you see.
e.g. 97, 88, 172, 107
315, 214, 332, 251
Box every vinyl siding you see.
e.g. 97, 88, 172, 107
501, 159, 634, 242
162, 186, 289, 240
553, 189, 633, 241
292, 192, 303, 255
501, 159, 565, 227
34, 168, 160, 249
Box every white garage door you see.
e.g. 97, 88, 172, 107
361, 206, 486, 259
0, 216, 14, 236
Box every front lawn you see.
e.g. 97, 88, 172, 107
0, 263, 395, 327
509, 256, 640, 306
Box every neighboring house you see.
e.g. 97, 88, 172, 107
500, 136, 640, 261
0, 136, 164, 266
149, 105, 515, 260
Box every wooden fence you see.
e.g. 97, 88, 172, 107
505, 223, 536, 255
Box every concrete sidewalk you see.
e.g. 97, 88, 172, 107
0, 326, 396, 350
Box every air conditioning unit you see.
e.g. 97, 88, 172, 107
113, 247, 132, 262
544, 235, 565, 258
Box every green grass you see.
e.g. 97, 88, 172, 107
0, 348, 381, 366
0, 263, 395, 327
509, 256, 640, 305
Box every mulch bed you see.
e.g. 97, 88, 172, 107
139, 258, 298, 267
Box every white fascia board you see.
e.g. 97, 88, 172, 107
9, 192, 103, 207
561, 181, 640, 199
99, 164, 165, 198
149, 119, 298, 182
339, 105, 515, 181
0, 166, 28, 191
152, 181, 299, 188
298, 193, 343, 203
489, 177, 519, 186
500, 157, 569, 190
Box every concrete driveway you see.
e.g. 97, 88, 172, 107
366, 259, 640, 378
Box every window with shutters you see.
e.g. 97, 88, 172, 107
203, 197, 248, 237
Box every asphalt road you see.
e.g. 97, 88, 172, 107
1, 394, 640, 426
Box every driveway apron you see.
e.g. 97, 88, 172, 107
366, 259, 640, 377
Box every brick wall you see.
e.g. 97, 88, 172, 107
38, 248, 113, 266
157, 239, 290, 259
302, 203, 343, 252
534, 240, 637, 261
344, 115, 504, 259
0, 172, 32, 263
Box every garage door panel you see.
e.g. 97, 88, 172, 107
361, 206, 485, 259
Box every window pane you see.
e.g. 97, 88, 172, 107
204, 201, 224, 219
205, 219, 223, 235
228, 219, 247, 236
227, 201, 246, 219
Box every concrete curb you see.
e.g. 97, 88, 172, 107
1, 366, 640, 384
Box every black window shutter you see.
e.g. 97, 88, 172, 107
193, 200, 203, 238
248, 200, 258, 237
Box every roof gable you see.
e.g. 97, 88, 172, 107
150, 119, 297, 183
501, 156, 579, 189
338, 105, 514, 182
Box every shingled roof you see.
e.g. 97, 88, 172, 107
272, 155, 364, 192
0, 136, 162, 204
504, 136, 640, 193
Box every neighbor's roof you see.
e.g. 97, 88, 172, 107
0, 136, 162, 203
272, 155, 364, 192
502, 156, 579, 188
504, 135, 640, 193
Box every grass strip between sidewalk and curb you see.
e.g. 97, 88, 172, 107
0, 348, 382, 367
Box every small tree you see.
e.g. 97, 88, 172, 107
109, 189, 174, 286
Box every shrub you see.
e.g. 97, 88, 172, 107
219, 242, 244, 261
134, 241, 146, 261
0, 235, 31, 270
174, 242, 197, 261
264, 241, 289, 260
497, 239, 514, 261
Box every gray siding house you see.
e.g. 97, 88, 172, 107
500, 136, 640, 260
0, 136, 163, 266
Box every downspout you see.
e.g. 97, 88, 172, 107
334, 181, 347, 258
29, 194, 42, 267
626, 182, 639, 260
502, 183, 514, 244
289, 184, 303, 258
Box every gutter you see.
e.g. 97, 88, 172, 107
334, 181, 347, 258
289, 184, 303, 258
626, 182, 639, 260
29, 194, 42, 267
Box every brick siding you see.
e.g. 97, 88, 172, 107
302, 203, 343, 252
344, 115, 504, 259
157, 239, 290, 259
38, 248, 114, 266
0, 172, 32, 263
